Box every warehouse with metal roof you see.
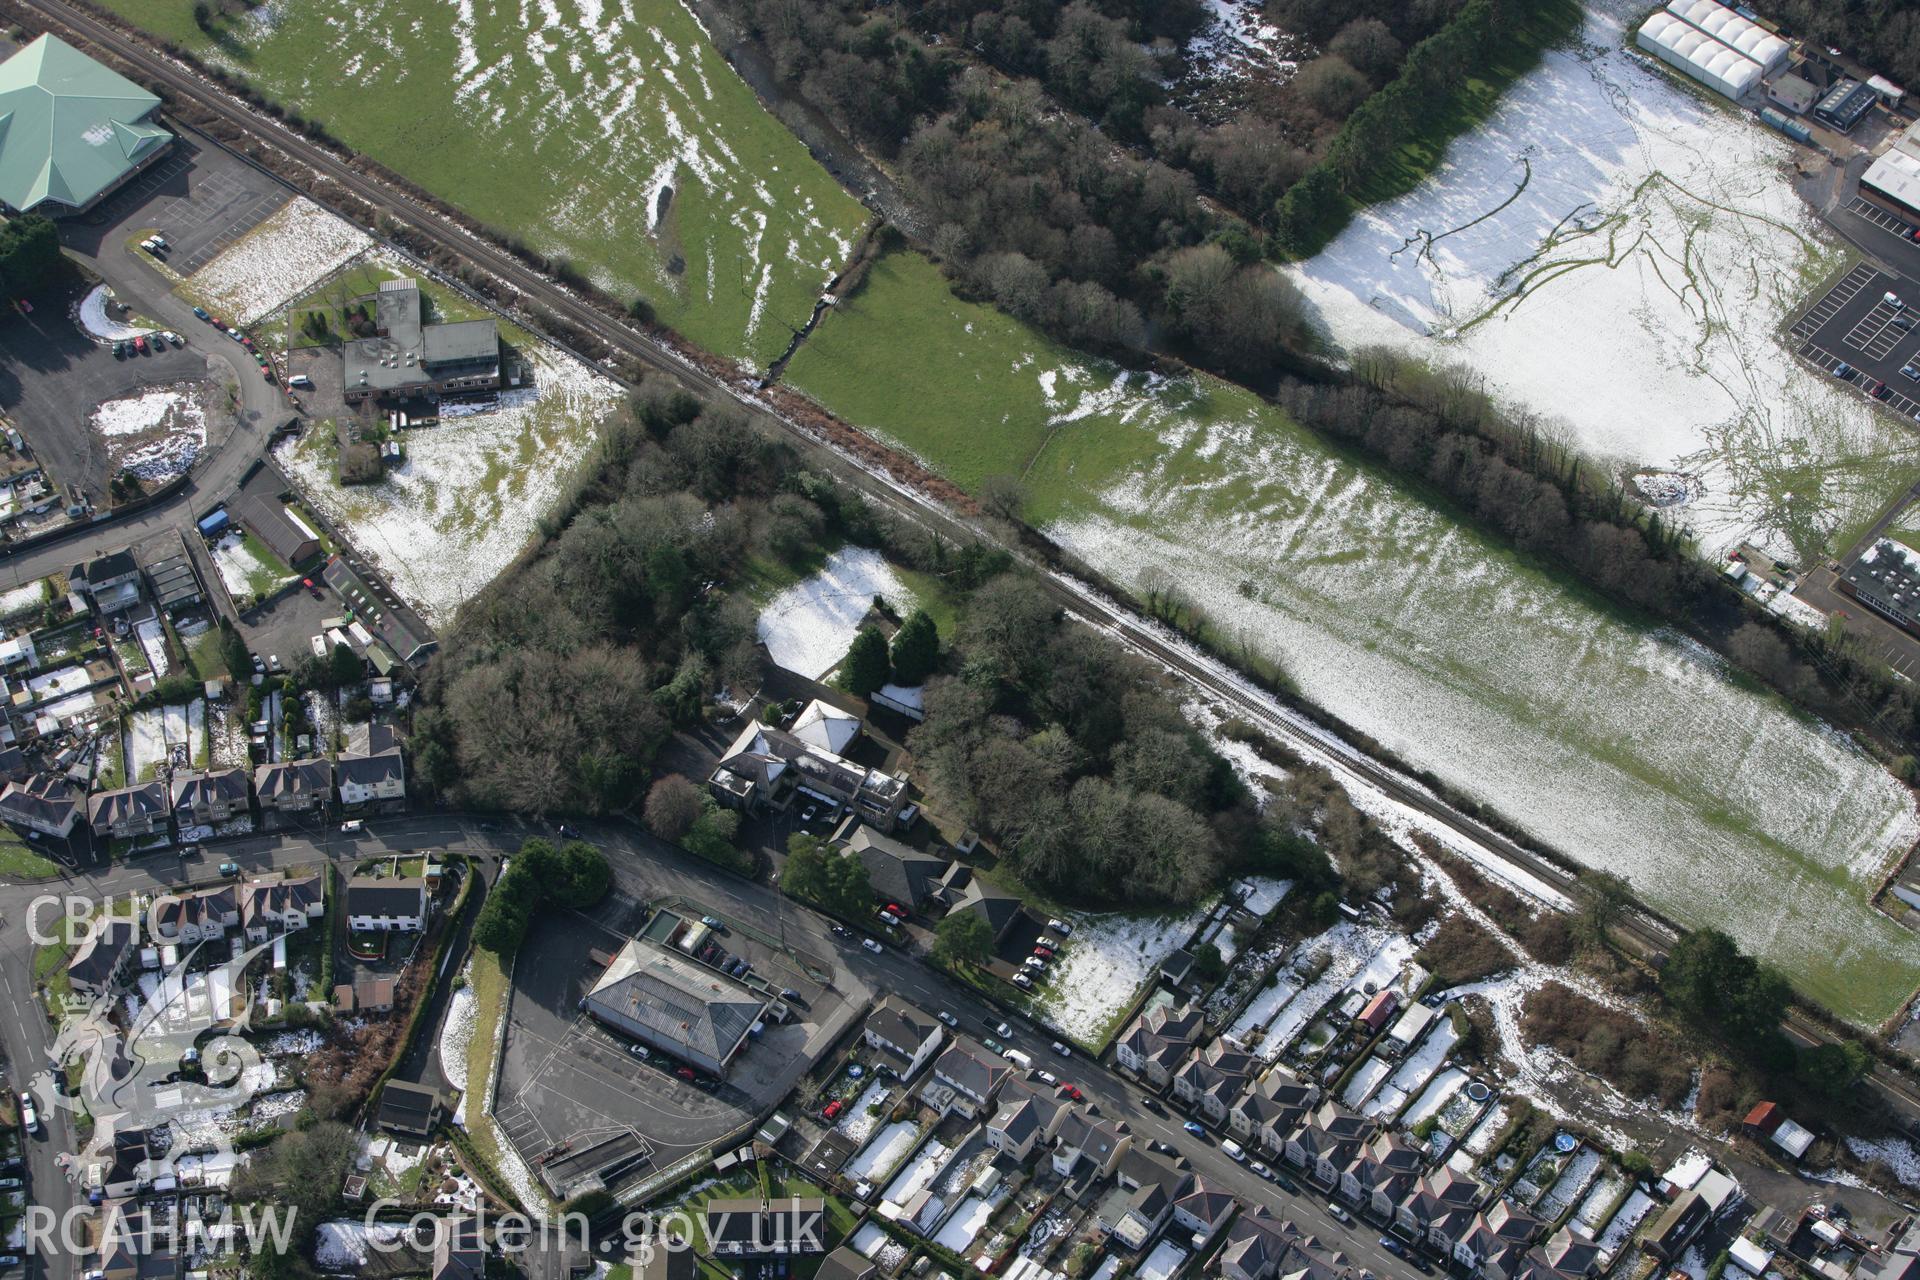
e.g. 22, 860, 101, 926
1635, 0, 1787, 102
0, 35, 173, 216
582, 938, 770, 1075
1862, 147, 1920, 221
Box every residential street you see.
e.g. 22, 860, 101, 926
0, 813, 1429, 1280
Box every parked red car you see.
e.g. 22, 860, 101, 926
883, 903, 905, 917
822, 1099, 845, 1121
676, 1066, 696, 1082
1033, 945, 1055, 959
1059, 1083, 1084, 1101
132, 335, 147, 355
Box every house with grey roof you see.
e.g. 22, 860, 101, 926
254, 758, 333, 814
1050, 1108, 1131, 1179
710, 717, 910, 832
1231, 1064, 1319, 1151
345, 875, 427, 932
87, 781, 169, 839
337, 744, 405, 811
1116, 1002, 1206, 1089
927, 1038, 1012, 1118
1398, 1166, 1485, 1255
839, 824, 950, 912
0, 772, 81, 837
67, 916, 136, 994
1455, 1201, 1544, 1280
149, 886, 238, 945
0, 36, 172, 217
1099, 1149, 1192, 1252
863, 996, 944, 1080
241, 872, 326, 941
1171, 1037, 1256, 1127
171, 768, 251, 826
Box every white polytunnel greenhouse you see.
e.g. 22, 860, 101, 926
1635, 0, 1786, 100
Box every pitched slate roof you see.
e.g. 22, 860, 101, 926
336, 745, 404, 788
170, 768, 250, 813
253, 758, 332, 801
585, 938, 768, 1065
86, 781, 167, 828
0, 36, 171, 214
343, 875, 426, 919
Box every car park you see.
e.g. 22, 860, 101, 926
1046, 917, 1072, 935
1887, 291, 1905, 308
1011, 971, 1034, 989
1835, 361, 1856, 379
1903, 365, 1920, 382
1874, 382, 1893, 400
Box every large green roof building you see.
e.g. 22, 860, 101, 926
0, 34, 172, 216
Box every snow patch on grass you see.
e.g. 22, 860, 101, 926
188, 197, 373, 326
1037, 904, 1211, 1045
756, 547, 915, 681
277, 344, 619, 626
1288, 0, 1914, 560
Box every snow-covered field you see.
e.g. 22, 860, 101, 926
756, 547, 916, 681
1036, 902, 1211, 1045
277, 344, 620, 625
1289, 0, 1916, 561
314, 1220, 405, 1271
188, 198, 372, 327
91, 384, 209, 482
150, 0, 867, 367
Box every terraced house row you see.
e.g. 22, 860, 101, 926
0, 726, 405, 841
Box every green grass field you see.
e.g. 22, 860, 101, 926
109, 0, 870, 368
787, 249, 1920, 1026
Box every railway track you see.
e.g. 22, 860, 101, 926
31, 0, 1920, 1122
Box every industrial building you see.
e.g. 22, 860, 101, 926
1635, 0, 1787, 101
582, 938, 769, 1075
1838, 540, 1920, 636
0, 35, 173, 216
1813, 78, 1879, 131
342, 279, 501, 405
1861, 148, 1920, 222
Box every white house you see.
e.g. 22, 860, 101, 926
346, 875, 427, 932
